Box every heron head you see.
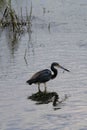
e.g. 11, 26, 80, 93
52, 62, 70, 72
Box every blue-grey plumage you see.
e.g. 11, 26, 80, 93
27, 69, 52, 84
26, 62, 70, 92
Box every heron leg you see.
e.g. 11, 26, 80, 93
38, 83, 41, 92
44, 83, 47, 93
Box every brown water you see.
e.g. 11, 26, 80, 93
0, 0, 87, 130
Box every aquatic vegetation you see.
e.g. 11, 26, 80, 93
0, 6, 26, 32
0, 0, 6, 10
0, 0, 32, 55
0, 0, 32, 35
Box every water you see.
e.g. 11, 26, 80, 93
0, 0, 87, 130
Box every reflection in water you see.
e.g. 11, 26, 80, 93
52, 94, 69, 106
28, 91, 59, 105
27, 91, 69, 111
0, 0, 87, 129
6, 29, 20, 55
52, 94, 70, 110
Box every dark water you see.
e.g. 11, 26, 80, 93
0, 0, 87, 130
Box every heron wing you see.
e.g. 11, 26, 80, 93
30, 69, 51, 83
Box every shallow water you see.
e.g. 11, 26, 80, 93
0, 0, 87, 130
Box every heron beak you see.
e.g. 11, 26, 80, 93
58, 64, 70, 72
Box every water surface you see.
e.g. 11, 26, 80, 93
0, 0, 87, 130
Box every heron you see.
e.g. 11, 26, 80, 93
26, 62, 70, 92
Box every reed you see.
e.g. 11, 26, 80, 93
0, 0, 33, 58
0, 1, 32, 33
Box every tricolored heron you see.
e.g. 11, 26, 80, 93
26, 62, 70, 92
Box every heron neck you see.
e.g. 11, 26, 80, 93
51, 66, 58, 79
53, 100, 57, 106
53, 95, 58, 106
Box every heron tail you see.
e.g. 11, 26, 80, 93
26, 79, 33, 85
